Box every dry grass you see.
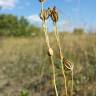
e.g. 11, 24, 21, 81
0, 33, 96, 96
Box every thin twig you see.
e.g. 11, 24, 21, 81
54, 23, 68, 96
71, 65, 74, 96
40, 2, 59, 95
51, 55, 59, 96
43, 21, 59, 96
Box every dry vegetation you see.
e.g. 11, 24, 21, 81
0, 33, 96, 96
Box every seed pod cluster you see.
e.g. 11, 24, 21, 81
39, 0, 59, 23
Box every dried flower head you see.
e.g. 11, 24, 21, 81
39, 9, 49, 21
48, 6, 58, 23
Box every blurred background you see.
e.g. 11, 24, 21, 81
0, 0, 96, 96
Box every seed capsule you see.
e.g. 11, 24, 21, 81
63, 58, 73, 71
48, 6, 58, 23
39, 9, 49, 21
48, 48, 53, 56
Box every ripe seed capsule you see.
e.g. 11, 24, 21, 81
63, 58, 73, 71
48, 6, 58, 23
39, 9, 49, 21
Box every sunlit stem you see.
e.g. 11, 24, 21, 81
54, 23, 68, 96
42, 21, 59, 96
71, 65, 74, 96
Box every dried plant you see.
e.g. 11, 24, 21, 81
48, 6, 58, 24
39, 9, 49, 22
48, 6, 74, 96
39, 1, 74, 96
39, 1, 59, 96
63, 58, 74, 96
48, 6, 68, 96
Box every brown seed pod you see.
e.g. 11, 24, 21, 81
48, 48, 53, 56
39, 9, 49, 21
63, 58, 73, 71
48, 6, 58, 23
38, 0, 46, 3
